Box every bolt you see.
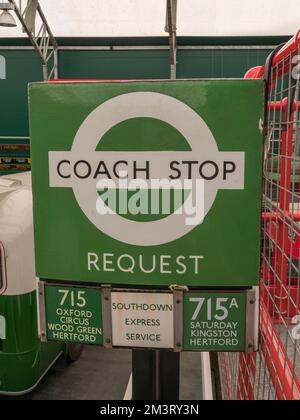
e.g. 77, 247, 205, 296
176, 343, 181, 348
176, 300, 181, 304
106, 338, 111, 344
250, 300, 256, 305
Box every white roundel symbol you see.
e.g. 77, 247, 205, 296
49, 92, 244, 246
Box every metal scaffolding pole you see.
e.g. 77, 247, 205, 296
8, 0, 58, 80
165, 0, 177, 80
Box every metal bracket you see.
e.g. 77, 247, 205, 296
245, 288, 259, 352
171, 285, 184, 352
38, 280, 47, 343
101, 285, 112, 349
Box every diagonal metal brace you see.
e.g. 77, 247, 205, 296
8, 0, 58, 80
165, 0, 177, 80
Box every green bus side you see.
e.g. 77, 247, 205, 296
0, 291, 63, 395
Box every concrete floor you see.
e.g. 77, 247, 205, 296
180, 352, 203, 400
32, 347, 131, 400
27, 347, 203, 400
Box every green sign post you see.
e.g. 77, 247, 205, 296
30, 79, 263, 353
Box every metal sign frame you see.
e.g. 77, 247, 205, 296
38, 280, 258, 353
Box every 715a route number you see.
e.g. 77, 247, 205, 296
189, 297, 239, 321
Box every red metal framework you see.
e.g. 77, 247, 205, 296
219, 31, 300, 400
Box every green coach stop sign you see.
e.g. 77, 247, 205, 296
29, 80, 263, 288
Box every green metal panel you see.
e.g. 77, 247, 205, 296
60, 50, 170, 79
0, 50, 41, 175
0, 35, 290, 47
29, 79, 263, 288
0, 51, 42, 136
177, 49, 271, 78
59, 49, 272, 80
